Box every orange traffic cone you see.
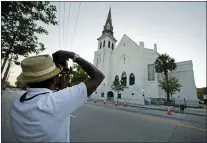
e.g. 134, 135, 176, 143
104, 100, 107, 104
124, 102, 127, 107
167, 106, 171, 115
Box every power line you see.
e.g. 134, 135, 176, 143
63, 2, 65, 44
65, 2, 71, 49
59, 2, 61, 50
70, 2, 81, 50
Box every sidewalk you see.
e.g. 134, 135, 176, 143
122, 102, 206, 117
88, 99, 206, 117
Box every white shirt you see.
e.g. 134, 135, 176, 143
10, 82, 87, 142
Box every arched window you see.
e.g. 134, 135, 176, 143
100, 42, 102, 49
108, 41, 110, 48
103, 40, 105, 47
115, 75, 119, 81
112, 43, 114, 50
129, 73, 135, 85
113, 75, 119, 85
121, 72, 127, 86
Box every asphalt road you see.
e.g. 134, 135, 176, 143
2, 91, 207, 142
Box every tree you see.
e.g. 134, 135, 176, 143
111, 78, 127, 104
68, 63, 89, 86
154, 54, 177, 101
159, 77, 182, 100
197, 87, 207, 101
1, 1, 58, 65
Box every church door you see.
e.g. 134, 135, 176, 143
107, 91, 114, 101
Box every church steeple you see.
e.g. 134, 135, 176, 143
103, 7, 113, 34
97, 7, 117, 42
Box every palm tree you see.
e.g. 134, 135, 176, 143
154, 54, 177, 101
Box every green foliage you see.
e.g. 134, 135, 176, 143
111, 78, 127, 103
111, 78, 127, 93
154, 54, 177, 74
197, 87, 207, 101
159, 77, 182, 98
1, 1, 58, 65
154, 53, 177, 101
68, 63, 89, 86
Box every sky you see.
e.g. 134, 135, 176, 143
8, 2, 206, 88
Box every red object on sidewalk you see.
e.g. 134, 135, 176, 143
167, 106, 171, 115
94, 100, 96, 103
124, 101, 127, 107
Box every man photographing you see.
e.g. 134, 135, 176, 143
10, 50, 105, 142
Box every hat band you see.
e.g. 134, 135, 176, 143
23, 64, 56, 77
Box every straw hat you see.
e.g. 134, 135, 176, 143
17, 55, 62, 83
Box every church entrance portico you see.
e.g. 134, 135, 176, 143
107, 91, 114, 101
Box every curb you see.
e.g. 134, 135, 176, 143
88, 102, 206, 123
88, 100, 206, 117
124, 104, 206, 117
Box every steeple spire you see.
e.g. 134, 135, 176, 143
105, 7, 111, 25
103, 7, 113, 35
97, 7, 117, 42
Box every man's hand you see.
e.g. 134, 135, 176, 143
52, 50, 75, 66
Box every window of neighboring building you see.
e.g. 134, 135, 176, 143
112, 43, 114, 50
121, 72, 127, 86
103, 40, 105, 47
108, 41, 110, 48
118, 93, 121, 99
148, 64, 155, 81
101, 92, 104, 97
129, 73, 135, 85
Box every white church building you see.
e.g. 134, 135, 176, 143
91, 8, 199, 106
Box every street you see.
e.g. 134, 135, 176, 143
1, 91, 207, 142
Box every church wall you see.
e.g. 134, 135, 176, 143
143, 49, 159, 98
111, 35, 143, 89
170, 60, 198, 101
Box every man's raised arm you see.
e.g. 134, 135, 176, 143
52, 50, 105, 96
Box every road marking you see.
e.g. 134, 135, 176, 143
176, 123, 206, 132
70, 115, 76, 118
85, 104, 206, 132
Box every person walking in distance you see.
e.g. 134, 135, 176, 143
10, 50, 105, 142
